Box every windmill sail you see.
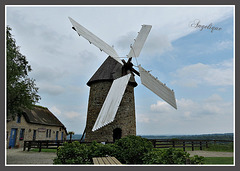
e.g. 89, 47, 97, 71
127, 25, 152, 58
138, 66, 177, 109
92, 74, 131, 131
68, 17, 123, 65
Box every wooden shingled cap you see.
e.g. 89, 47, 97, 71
87, 56, 137, 87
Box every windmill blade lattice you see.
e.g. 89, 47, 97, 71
127, 25, 152, 58
138, 66, 177, 109
68, 17, 123, 65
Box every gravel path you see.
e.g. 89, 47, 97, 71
187, 150, 233, 157
6, 148, 57, 165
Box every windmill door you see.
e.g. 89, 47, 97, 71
113, 128, 122, 142
9, 128, 17, 148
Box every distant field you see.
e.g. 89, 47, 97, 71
67, 133, 234, 141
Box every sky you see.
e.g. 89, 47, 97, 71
6, 5, 234, 135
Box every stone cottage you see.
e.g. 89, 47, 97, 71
6, 105, 67, 148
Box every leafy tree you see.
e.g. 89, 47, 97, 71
7, 26, 40, 119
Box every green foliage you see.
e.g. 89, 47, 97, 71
88, 141, 118, 158
53, 141, 92, 164
53, 136, 204, 165
190, 155, 205, 164
7, 26, 40, 119
113, 135, 153, 164
53, 141, 117, 164
143, 148, 204, 164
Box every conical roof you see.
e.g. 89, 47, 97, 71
87, 56, 137, 87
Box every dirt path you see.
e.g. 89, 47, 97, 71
187, 150, 233, 157
6, 148, 56, 165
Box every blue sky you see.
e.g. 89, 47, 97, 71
6, 6, 234, 135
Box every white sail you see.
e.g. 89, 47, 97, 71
139, 66, 177, 109
68, 17, 123, 65
128, 25, 152, 58
92, 74, 131, 131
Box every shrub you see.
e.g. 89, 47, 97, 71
53, 141, 117, 164
114, 135, 153, 164
53, 141, 91, 164
88, 141, 117, 158
53, 136, 204, 165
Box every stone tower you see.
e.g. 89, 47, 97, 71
84, 56, 137, 142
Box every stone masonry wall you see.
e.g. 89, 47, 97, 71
84, 81, 136, 142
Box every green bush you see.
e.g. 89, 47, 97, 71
88, 141, 117, 158
53, 141, 117, 164
114, 135, 153, 164
53, 141, 92, 164
53, 136, 204, 165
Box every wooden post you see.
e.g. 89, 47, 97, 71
206, 141, 209, 148
28, 141, 31, 151
183, 141, 185, 151
200, 141, 202, 150
39, 141, 42, 152
23, 141, 26, 151
172, 140, 175, 148
57, 141, 60, 149
192, 141, 194, 151
152, 140, 156, 148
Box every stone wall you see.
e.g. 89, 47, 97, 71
84, 80, 136, 142
6, 115, 67, 148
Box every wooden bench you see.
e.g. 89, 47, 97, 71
92, 157, 122, 165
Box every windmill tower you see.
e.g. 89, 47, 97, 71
84, 56, 137, 142
69, 17, 177, 142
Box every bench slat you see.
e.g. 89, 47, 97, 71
92, 157, 121, 165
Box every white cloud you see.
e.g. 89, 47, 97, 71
215, 40, 232, 50
150, 101, 173, 113
49, 106, 62, 116
172, 59, 233, 87
150, 95, 233, 120
39, 84, 65, 96
136, 113, 150, 123
65, 111, 81, 119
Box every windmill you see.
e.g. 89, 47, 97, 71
69, 17, 177, 142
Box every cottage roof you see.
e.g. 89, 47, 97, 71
22, 106, 65, 128
87, 56, 137, 87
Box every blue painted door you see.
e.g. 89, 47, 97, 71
9, 128, 17, 148
61, 132, 63, 140
56, 131, 59, 140
33, 130, 36, 141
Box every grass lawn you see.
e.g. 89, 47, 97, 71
203, 157, 234, 165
